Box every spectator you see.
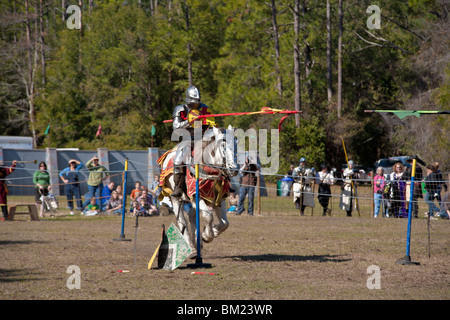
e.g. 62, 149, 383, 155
130, 181, 142, 203
389, 162, 407, 218
373, 167, 386, 218
227, 191, 238, 213
129, 181, 142, 213
315, 164, 335, 216
136, 188, 152, 204
424, 164, 440, 218
43, 186, 59, 214
59, 159, 83, 215
101, 182, 115, 211
115, 184, 123, 201
136, 189, 158, 215
0, 160, 17, 220
149, 175, 162, 207
105, 190, 122, 215
236, 156, 259, 216
83, 196, 101, 216
133, 198, 147, 216
439, 184, 449, 219
33, 161, 50, 218
433, 162, 445, 208
83, 156, 109, 209
287, 164, 294, 177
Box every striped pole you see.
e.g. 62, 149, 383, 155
114, 158, 131, 242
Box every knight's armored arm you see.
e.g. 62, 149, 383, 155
173, 105, 190, 130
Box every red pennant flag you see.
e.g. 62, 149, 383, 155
96, 124, 102, 137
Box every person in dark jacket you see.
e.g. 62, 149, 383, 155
236, 156, 259, 216
424, 164, 440, 218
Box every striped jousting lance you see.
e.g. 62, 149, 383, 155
164, 107, 303, 132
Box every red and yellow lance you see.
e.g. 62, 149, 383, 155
163, 107, 302, 132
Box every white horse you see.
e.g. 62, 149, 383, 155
159, 126, 238, 257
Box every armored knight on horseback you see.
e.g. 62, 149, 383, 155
158, 87, 237, 255
172, 85, 213, 198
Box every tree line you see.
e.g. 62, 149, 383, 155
1, 0, 449, 172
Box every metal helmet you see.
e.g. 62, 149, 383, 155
185, 86, 201, 105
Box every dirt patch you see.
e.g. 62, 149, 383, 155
0, 213, 448, 300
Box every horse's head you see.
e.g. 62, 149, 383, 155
200, 126, 239, 177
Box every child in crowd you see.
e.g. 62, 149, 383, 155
129, 181, 142, 213
130, 181, 141, 202
45, 186, 59, 211
227, 191, 238, 213
106, 190, 122, 215
84, 196, 100, 216
133, 198, 147, 216
115, 184, 123, 201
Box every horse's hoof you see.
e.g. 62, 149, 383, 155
202, 234, 213, 243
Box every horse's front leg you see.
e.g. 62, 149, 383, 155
171, 198, 187, 235
213, 200, 229, 238
186, 206, 197, 258
199, 200, 214, 243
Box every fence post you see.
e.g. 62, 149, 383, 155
257, 170, 261, 215
97, 148, 109, 171
147, 148, 160, 191
45, 148, 60, 196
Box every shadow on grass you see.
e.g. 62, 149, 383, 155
0, 268, 43, 283
0, 240, 48, 283
0, 240, 49, 245
229, 253, 352, 263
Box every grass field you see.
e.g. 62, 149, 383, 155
0, 206, 448, 301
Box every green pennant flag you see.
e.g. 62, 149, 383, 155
151, 125, 156, 136
44, 124, 50, 135
365, 110, 449, 119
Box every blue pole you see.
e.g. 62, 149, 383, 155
398, 158, 419, 264
187, 163, 211, 268
406, 176, 415, 257
195, 164, 201, 259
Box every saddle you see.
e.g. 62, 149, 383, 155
157, 147, 231, 206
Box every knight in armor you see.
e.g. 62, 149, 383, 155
172, 85, 213, 198
292, 157, 315, 216
339, 160, 360, 217
315, 164, 336, 216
